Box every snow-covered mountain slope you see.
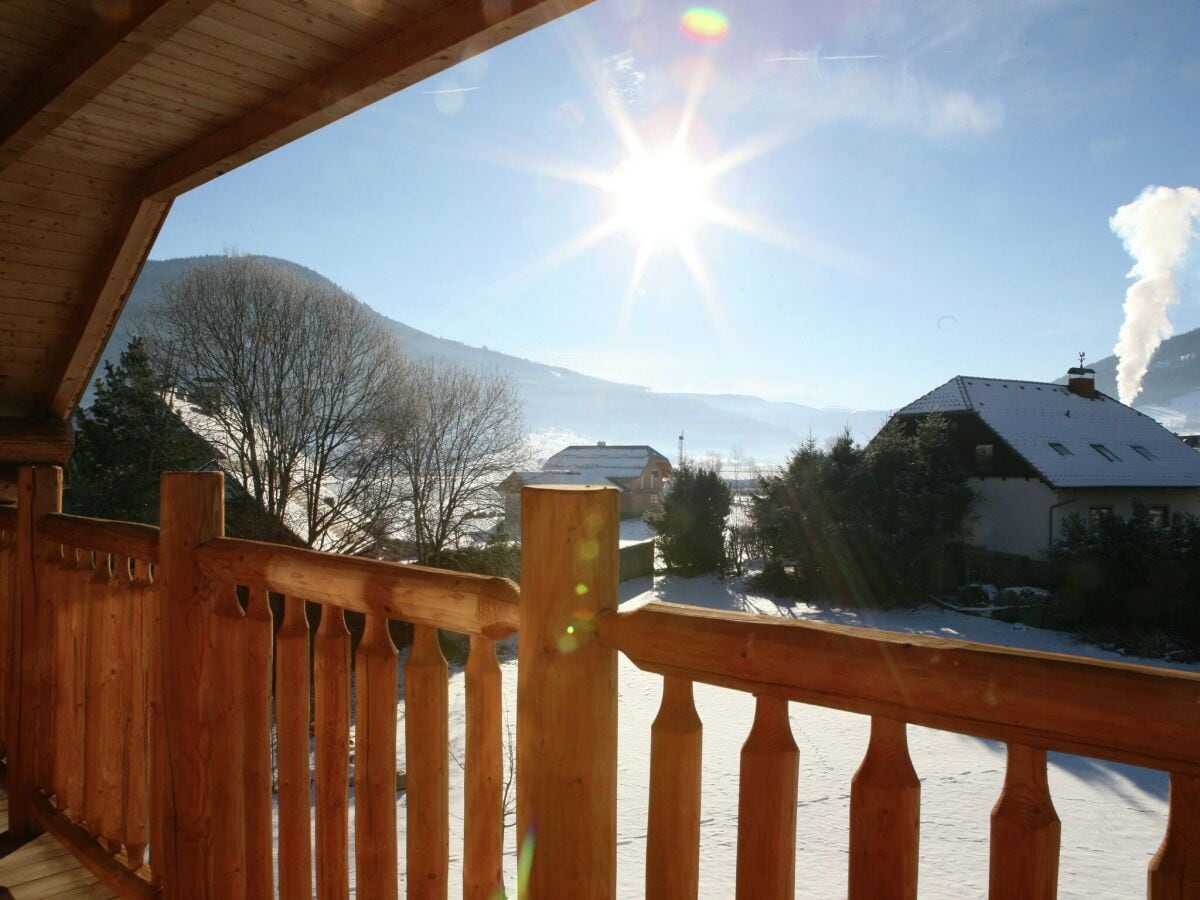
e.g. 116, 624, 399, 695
96, 256, 888, 463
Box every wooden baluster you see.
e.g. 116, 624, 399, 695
276, 595, 313, 900
243, 586, 275, 900
516, 485, 619, 900
122, 558, 151, 871
149, 566, 166, 884
406, 623, 449, 900
990, 743, 1060, 900
735, 695, 799, 900
82, 550, 112, 836
36, 535, 62, 798
355, 613, 398, 900
98, 555, 129, 849
464, 634, 503, 900
1148, 773, 1200, 899
10, 465, 60, 836
646, 676, 702, 900
315, 604, 351, 900
158, 471, 224, 897
65, 546, 90, 821
849, 716, 920, 900
210, 582, 247, 899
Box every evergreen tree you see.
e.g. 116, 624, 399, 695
646, 465, 732, 574
68, 337, 213, 523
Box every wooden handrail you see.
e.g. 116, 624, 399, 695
598, 601, 1200, 776
38, 512, 159, 562
195, 536, 520, 637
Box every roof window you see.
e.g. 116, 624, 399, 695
1048, 442, 1072, 457
1091, 444, 1120, 462
1130, 445, 1156, 461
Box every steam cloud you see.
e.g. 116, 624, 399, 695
1110, 185, 1200, 404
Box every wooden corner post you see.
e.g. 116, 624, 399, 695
8, 465, 61, 836
517, 485, 619, 900
158, 472, 224, 900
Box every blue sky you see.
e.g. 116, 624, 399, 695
148, 0, 1200, 411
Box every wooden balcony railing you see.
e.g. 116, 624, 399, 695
1, 467, 1198, 899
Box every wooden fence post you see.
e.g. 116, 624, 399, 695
158, 471, 223, 900
8, 464, 61, 836
516, 485, 619, 900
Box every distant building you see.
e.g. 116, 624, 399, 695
887, 365, 1200, 559
498, 442, 673, 532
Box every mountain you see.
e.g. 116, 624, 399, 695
1055, 331, 1200, 434
95, 256, 889, 464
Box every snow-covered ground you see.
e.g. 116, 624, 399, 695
367, 572, 1194, 898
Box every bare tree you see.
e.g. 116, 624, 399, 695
390, 362, 527, 565
149, 253, 409, 554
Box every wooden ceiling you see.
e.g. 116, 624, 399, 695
0, 0, 591, 448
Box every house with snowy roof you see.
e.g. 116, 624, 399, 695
498, 442, 673, 532
889, 365, 1200, 559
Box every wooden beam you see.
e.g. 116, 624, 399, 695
0, 418, 73, 464
0, 0, 220, 170
142, 0, 594, 200
44, 193, 172, 419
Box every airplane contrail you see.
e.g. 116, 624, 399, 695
419, 86, 483, 95
765, 54, 886, 62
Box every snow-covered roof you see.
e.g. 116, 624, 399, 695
502, 469, 630, 491
542, 444, 671, 480
895, 376, 1200, 489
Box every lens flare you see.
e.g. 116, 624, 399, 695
518, 827, 536, 893
680, 8, 729, 44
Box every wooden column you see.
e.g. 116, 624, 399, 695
1148, 773, 1200, 899
9, 465, 61, 835
517, 485, 619, 900
646, 676, 702, 900
989, 743, 1060, 900
735, 695, 799, 900
158, 471, 223, 900
849, 716, 920, 900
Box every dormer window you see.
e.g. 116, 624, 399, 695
1130, 445, 1156, 461
1048, 442, 1072, 457
1091, 444, 1120, 462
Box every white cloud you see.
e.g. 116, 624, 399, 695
601, 51, 646, 104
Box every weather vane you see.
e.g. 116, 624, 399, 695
1078, 351, 1086, 368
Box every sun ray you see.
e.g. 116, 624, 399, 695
676, 233, 727, 331
616, 241, 654, 334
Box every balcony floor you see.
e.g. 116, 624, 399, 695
0, 791, 117, 899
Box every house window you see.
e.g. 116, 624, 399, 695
1091, 444, 1120, 462
1130, 445, 1157, 461
974, 443, 995, 474
1088, 506, 1113, 528
1148, 506, 1169, 528
1048, 442, 1072, 457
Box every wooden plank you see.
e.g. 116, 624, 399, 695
275, 595, 312, 900
0, 181, 128, 221
201, 4, 348, 66
464, 635, 503, 900
35, 530, 62, 797
143, 0, 595, 199
314, 604, 351, 900
0, 159, 127, 202
48, 542, 72, 802
989, 744, 1060, 900
849, 717, 920, 900
354, 612, 398, 900
158, 471, 223, 898
9, 465, 62, 835
148, 571, 164, 885
645, 676, 701, 900
120, 558, 152, 870
1, 238, 97, 271
0, 0, 219, 169
242, 586, 274, 900
0, 200, 113, 237
209, 582, 246, 900
196, 537, 518, 637
0, 526, 13, 757
516, 485, 618, 900
40, 513, 159, 564
46, 193, 172, 419
734, 695, 798, 900
82, 550, 114, 836
0, 219, 108, 253
98, 557, 129, 848
64, 547, 90, 821
1148, 773, 1200, 898
599, 601, 1200, 776
406, 623, 449, 900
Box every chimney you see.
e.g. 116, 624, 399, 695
596, 440, 606, 447
1067, 363, 1096, 399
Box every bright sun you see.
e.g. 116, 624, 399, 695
610, 149, 710, 245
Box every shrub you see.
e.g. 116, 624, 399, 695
645, 465, 732, 575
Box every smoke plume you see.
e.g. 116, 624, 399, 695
1110, 185, 1200, 404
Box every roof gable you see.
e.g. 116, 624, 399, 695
895, 376, 1200, 489
542, 445, 672, 480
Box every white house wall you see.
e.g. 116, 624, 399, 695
967, 477, 1200, 559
